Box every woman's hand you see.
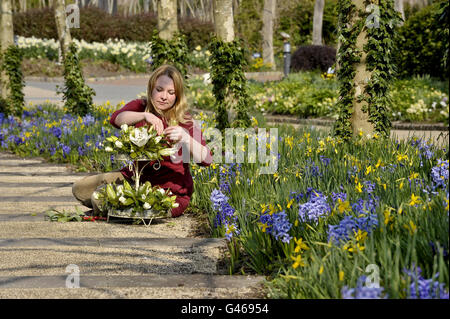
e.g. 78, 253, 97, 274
163, 126, 190, 144
144, 112, 164, 135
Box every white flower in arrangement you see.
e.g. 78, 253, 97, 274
129, 127, 151, 147
159, 147, 177, 157
155, 135, 162, 143
120, 124, 129, 132
116, 185, 124, 196
92, 192, 99, 200
119, 196, 126, 204
105, 146, 113, 152
115, 140, 123, 148
143, 202, 151, 210
141, 194, 146, 200
158, 188, 165, 195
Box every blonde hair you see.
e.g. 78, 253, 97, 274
144, 64, 192, 125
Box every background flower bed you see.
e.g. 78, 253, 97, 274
0, 102, 448, 299
187, 72, 449, 124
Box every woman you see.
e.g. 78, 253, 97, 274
72, 64, 213, 217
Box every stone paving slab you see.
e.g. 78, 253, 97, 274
0, 186, 73, 197
0, 237, 224, 249
0, 219, 197, 239
0, 286, 263, 299
0, 245, 221, 276
0, 202, 83, 214
0, 274, 263, 289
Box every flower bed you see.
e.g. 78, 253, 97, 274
1, 102, 448, 298
189, 118, 449, 299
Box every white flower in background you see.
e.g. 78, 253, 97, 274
129, 127, 150, 147
141, 194, 146, 200
115, 140, 123, 148
158, 188, 165, 195
119, 196, 126, 203
105, 146, 113, 152
143, 202, 151, 210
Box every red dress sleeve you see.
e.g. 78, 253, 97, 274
110, 99, 147, 129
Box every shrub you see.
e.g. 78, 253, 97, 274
12, 7, 214, 50
57, 43, 95, 116
394, 1, 449, 79
290, 45, 336, 72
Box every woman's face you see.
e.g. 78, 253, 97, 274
151, 74, 177, 111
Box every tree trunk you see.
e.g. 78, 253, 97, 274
157, 0, 178, 40
144, 0, 150, 13
350, 0, 374, 137
1, 0, 14, 101
54, 0, 72, 60
261, 0, 276, 70
312, 0, 324, 45
213, 0, 234, 42
394, 0, 405, 25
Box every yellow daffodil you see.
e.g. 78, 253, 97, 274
355, 182, 363, 193
409, 193, 421, 206
337, 198, 351, 213
293, 237, 309, 253
404, 220, 417, 235
319, 265, 324, 275
291, 254, 305, 269
339, 270, 345, 281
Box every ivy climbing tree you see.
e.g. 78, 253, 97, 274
333, 0, 401, 140
210, 0, 251, 131
0, 45, 25, 116
57, 43, 95, 116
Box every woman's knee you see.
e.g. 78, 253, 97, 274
72, 172, 124, 206
170, 195, 191, 217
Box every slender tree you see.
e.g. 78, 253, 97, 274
54, 0, 72, 60
312, 0, 325, 45
213, 0, 234, 42
394, 0, 405, 25
261, 0, 276, 70
0, 0, 14, 102
157, 0, 178, 40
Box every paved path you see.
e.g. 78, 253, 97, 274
0, 152, 264, 299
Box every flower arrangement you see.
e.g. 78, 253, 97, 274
98, 124, 178, 221
94, 179, 178, 219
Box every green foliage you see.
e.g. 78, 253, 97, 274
45, 207, 86, 222
276, 0, 338, 48
395, 1, 449, 79
363, 0, 401, 137
150, 30, 189, 78
57, 43, 95, 116
0, 45, 25, 117
209, 37, 251, 130
333, 0, 361, 140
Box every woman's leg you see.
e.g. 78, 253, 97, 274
72, 171, 125, 212
171, 195, 191, 217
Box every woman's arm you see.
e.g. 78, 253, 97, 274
115, 111, 164, 135
163, 125, 212, 165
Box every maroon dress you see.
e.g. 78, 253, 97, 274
109, 99, 213, 217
